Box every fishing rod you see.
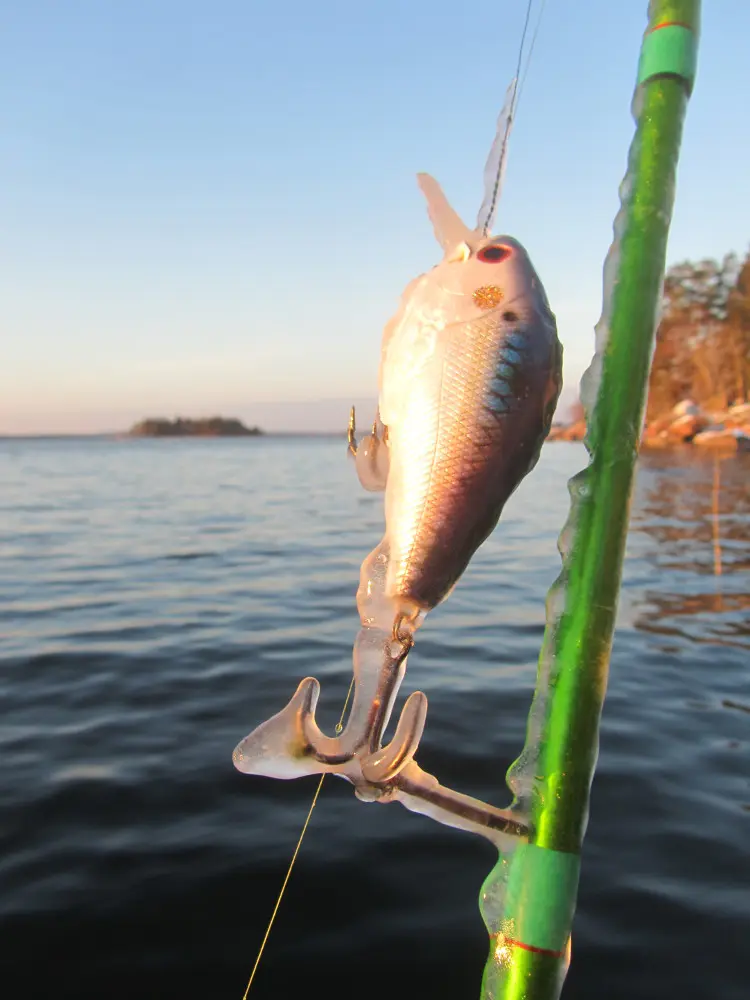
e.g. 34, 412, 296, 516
479, 3, 701, 997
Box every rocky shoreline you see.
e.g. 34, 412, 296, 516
548, 400, 750, 453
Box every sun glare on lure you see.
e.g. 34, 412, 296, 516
233, 87, 563, 844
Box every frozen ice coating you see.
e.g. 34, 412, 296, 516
233, 537, 529, 846
416, 173, 473, 253
502, 94, 649, 818
234, 128, 562, 843
477, 78, 517, 236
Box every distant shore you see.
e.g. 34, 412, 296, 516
0, 430, 349, 440
127, 417, 262, 438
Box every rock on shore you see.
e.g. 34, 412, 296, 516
547, 400, 750, 453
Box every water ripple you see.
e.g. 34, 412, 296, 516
0, 438, 747, 1000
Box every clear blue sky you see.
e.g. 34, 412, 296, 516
2, 1, 747, 433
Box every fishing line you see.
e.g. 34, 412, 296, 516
481, 0, 546, 235
516, 0, 548, 115
240, 676, 356, 998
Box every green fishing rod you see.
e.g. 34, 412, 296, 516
479, 3, 700, 997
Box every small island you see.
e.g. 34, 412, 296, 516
128, 416, 262, 438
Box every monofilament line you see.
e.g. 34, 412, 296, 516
480, 0, 534, 235
240, 676, 356, 998
240, 774, 325, 1000
516, 0, 548, 115
481, 0, 547, 236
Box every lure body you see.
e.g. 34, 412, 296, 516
375, 189, 562, 613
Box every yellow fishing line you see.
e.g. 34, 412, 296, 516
241, 677, 355, 998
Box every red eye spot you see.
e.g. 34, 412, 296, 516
477, 244, 511, 264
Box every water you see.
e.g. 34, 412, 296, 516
0, 437, 747, 1000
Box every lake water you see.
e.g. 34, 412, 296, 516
0, 437, 747, 999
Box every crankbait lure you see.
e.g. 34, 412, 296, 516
234, 89, 562, 843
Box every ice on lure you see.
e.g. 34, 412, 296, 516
234, 122, 563, 842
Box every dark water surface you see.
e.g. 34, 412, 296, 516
1, 438, 748, 999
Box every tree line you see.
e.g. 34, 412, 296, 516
646, 249, 750, 419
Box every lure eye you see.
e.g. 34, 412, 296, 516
476, 244, 511, 264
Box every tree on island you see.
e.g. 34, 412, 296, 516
129, 416, 262, 437
551, 247, 750, 445
646, 249, 750, 419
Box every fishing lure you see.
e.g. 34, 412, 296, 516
233, 92, 562, 843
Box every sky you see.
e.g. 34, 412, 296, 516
1, 1, 748, 434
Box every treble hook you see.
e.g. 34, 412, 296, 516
347, 406, 390, 492
347, 405, 358, 456
233, 618, 427, 785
